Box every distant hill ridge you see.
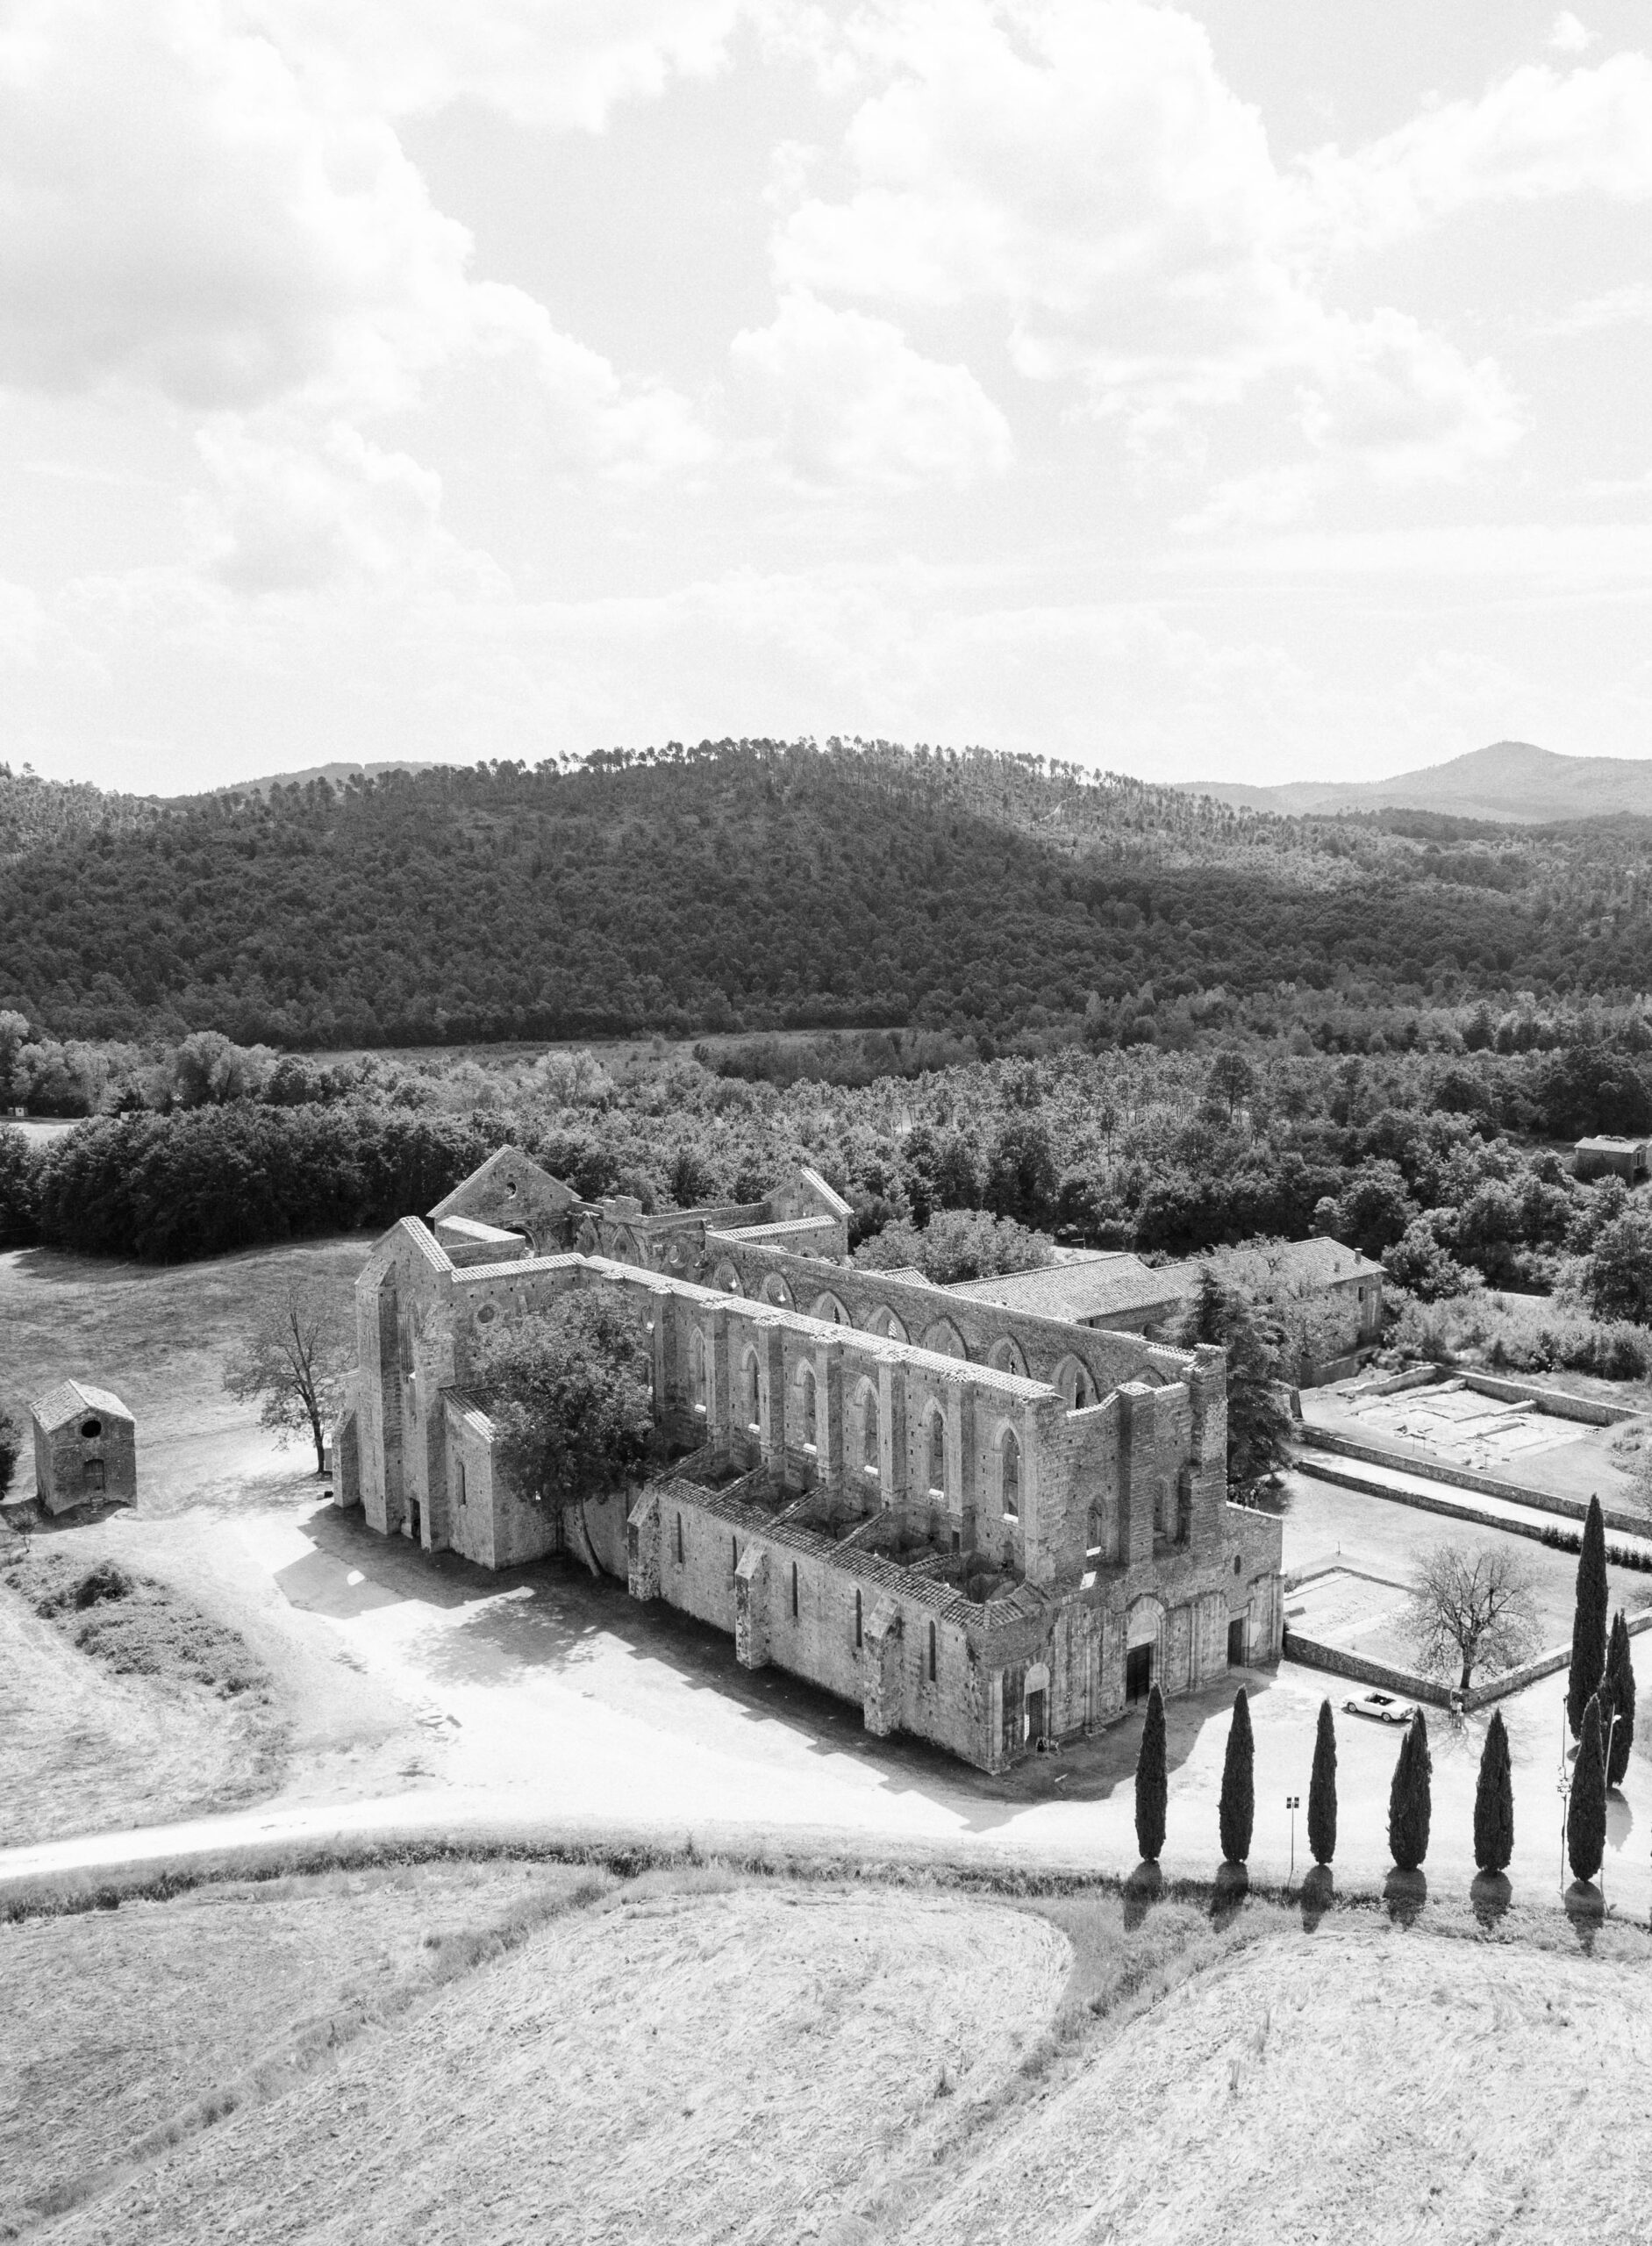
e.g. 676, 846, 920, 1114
1, 738, 1649, 1047
1176, 741, 1652, 825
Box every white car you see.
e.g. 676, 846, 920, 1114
1342, 1689, 1418, 1727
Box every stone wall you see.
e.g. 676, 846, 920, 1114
1297, 1427, 1648, 1537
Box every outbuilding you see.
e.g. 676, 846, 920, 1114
29, 1381, 136, 1514
1574, 1135, 1649, 1183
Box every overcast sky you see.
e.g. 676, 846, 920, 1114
3, 1, 1651, 796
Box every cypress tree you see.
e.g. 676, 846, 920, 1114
1566, 1495, 1609, 1739
1472, 1708, 1514, 1874
1387, 1708, 1433, 1873
1134, 1682, 1168, 1863
1604, 1609, 1636, 1790
1307, 1698, 1338, 1867
1568, 1692, 1608, 1885
1218, 1686, 1255, 1864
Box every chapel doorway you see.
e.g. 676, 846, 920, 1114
1025, 1689, 1047, 1746
1227, 1617, 1247, 1667
1125, 1643, 1153, 1703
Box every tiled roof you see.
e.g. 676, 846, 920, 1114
1156, 1235, 1386, 1294
945, 1255, 1183, 1322
30, 1379, 132, 1431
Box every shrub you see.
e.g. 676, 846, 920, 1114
1388, 1710, 1433, 1873
1134, 1683, 1168, 1863
1218, 1688, 1255, 1866
1472, 1709, 1514, 1875
1307, 1699, 1338, 1868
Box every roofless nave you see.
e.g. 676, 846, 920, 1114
333, 1148, 1284, 1771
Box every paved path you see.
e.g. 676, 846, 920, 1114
1297, 1449, 1652, 1561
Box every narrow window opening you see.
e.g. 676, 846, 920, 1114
732, 1534, 739, 1577
1001, 1431, 1020, 1520
854, 1590, 863, 1650
927, 1621, 937, 1682
791, 1562, 799, 1619
676, 1512, 684, 1564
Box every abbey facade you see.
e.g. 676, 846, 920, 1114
333, 1148, 1284, 1771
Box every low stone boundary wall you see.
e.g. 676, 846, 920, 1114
1454, 1370, 1638, 1426
1364, 1364, 1447, 1398
1281, 1633, 1453, 1709
1285, 1610, 1652, 1713
1297, 1425, 1647, 1538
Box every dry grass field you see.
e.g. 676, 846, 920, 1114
0, 1548, 287, 1847
4, 1860, 1650, 2246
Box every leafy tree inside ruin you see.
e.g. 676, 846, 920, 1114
470, 1287, 656, 1574
1174, 1269, 1293, 1503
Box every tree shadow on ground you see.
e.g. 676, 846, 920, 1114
284, 1509, 1278, 1835
1470, 1870, 1512, 1928
1299, 1863, 1334, 1929
1210, 1861, 1248, 1928
1384, 1867, 1427, 1926
1122, 1861, 1162, 1931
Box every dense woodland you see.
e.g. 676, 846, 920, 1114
4, 1036, 1652, 1378
4, 742, 1652, 1048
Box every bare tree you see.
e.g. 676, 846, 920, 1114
223, 1274, 354, 1475
1404, 1541, 1542, 1693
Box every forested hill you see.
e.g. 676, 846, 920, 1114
1, 740, 1649, 1048
0, 764, 165, 855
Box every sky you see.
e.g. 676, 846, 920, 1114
2, 1, 1651, 797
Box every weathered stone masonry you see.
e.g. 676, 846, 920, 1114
333, 1148, 1284, 1770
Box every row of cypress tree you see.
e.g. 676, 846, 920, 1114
1134, 1497, 1638, 1886
1133, 1671, 1628, 1887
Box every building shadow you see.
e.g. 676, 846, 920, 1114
283, 1507, 1284, 1835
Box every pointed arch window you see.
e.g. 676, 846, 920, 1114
1001, 1430, 1020, 1520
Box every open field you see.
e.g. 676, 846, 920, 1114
0, 1856, 605, 2236
4, 1860, 1649, 2246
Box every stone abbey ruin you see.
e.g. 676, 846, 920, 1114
333, 1148, 1284, 1770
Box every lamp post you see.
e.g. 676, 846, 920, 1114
1286, 1793, 1300, 1886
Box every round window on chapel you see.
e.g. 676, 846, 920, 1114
80, 1418, 103, 1440
476, 1304, 497, 1327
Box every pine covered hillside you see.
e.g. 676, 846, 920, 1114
0, 764, 166, 856
2, 740, 1650, 1048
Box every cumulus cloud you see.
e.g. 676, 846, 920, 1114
1298, 50, 1652, 249
760, 0, 1533, 500
1548, 13, 1596, 56
257, 0, 741, 132
730, 290, 1012, 488
190, 417, 447, 592
776, 0, 1310, 418
1300, 311, 1523, 480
